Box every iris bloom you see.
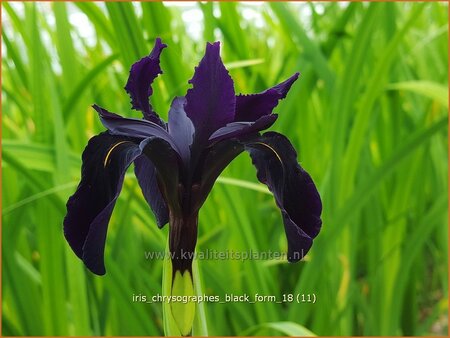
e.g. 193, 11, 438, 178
64, 38, 322, 279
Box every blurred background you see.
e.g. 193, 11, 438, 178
1, 1, 448, 336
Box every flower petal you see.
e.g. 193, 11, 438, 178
139, 137, 182, 215
194, 139, 244, 211
184, 42, 236, 146
63, 132, 142, 275
243, 131, 322, 261
93, 104, 181, 156
124, 37, 167, 124
235, 73, 299, 122
168, 96, 194, 165
208, 114, 277, 144
134, 156, 169, 228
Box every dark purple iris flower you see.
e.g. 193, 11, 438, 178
64, 38, 322, 276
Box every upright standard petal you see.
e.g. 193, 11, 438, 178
244, 132, 322, 261
134, 156, 169, 228
124, 38, 167, 123
184, 42, 236, 146
235, 73, 299, 122
63, 132, 142, 275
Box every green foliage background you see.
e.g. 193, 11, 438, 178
1, 1, 448, 336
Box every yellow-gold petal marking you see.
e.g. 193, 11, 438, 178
103, 141, 132, 168
253, 142, 283, 163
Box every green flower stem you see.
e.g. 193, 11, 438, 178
162, 240, 208, 336
192, 258, 208, 336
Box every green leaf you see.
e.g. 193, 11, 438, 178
242, 321, 316, 336
387, 81, 449, 109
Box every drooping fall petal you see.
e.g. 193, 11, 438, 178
244, 131, 322, 261
64, 132, 142, 275
124, 38, 167, 124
